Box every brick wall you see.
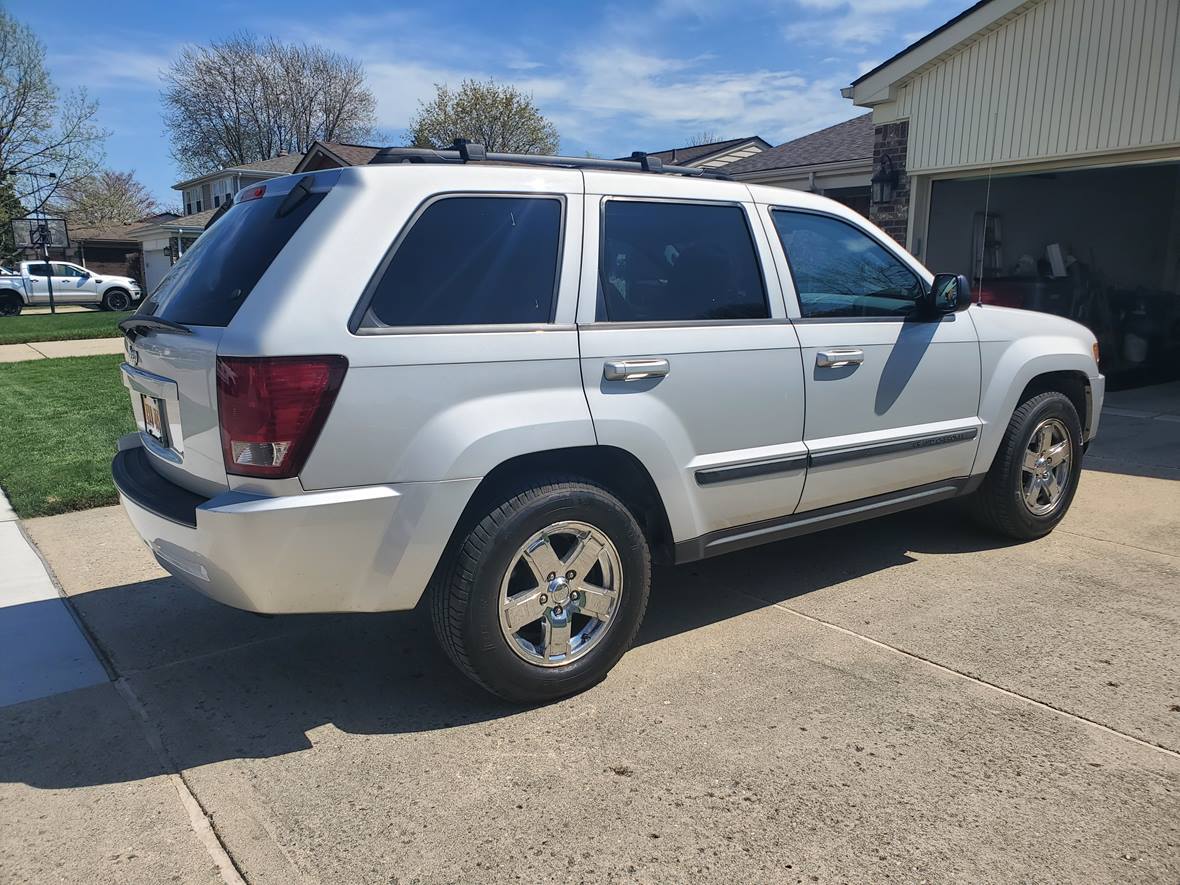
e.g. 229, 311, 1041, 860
869, 121, 910, 246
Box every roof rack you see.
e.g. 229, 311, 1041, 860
368, 139, 731, 180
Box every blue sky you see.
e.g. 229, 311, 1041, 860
8, 0, 960, 205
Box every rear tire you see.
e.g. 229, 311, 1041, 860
430, 478, 651, 703
0, 293, 22, 316
102, 289, 131, 311
969, 391, 1083, 540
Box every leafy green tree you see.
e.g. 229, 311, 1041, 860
409, 80, 559, 154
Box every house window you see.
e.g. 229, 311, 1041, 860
214, 195, 221, 208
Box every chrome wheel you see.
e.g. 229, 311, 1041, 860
498, 520, 623, 668
1021, 417, 1072, 516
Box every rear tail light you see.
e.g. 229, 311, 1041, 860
239, 185, 267, 202
216, 356, 347, 478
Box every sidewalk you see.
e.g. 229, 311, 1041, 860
0, 337, 124, 363
0, 488, 107, 706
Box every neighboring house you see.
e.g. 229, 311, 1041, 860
615, 136, 771, 170
724, 115, 873, 215
131, 209, 217, 293
174, 153, 304, 216
133, 141, 383, 291
845, 0, 1180, 386
12, 214, 180, 286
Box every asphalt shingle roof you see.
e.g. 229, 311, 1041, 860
228, 153, 304, 174
317, 142, 383, 165
723, 114, 874, 176
613, 136, 767, 166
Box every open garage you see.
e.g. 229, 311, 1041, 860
846, 0, 1180, 394
926, 161, 1180, 387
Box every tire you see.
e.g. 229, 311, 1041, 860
102, 289, 131, 311
0, 293, 21, 317
430, 478, 651, 703
969, 391, 1084, 540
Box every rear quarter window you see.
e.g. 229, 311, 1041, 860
138, 184, 325, 327
359, 195, 563, 329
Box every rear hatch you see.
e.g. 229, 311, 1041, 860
121, 172, 337, 496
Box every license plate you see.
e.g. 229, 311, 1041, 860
141, 394, 168, 445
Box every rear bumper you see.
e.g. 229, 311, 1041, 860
112, 442, 478, 614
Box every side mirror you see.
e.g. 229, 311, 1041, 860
927, 273, 972, 316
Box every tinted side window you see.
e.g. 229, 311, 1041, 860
772, 210, 923, 318
363, 196, 562, 328
598, 201, 768, 322
26, 263, 51, 276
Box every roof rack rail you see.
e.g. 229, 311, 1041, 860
368, 139, 731, 180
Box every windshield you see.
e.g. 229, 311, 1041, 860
137, 184, 325, 327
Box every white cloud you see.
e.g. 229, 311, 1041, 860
270, 5, 865, 154
786, 0, 934, 46
48, 48, 172, 91
514, 45, 856, 153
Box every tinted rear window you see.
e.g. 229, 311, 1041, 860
138, 187, 325, 327
361, 196, 562, 328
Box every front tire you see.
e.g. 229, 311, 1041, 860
430, 478, 651, 703
969, 391, 1084, 540
102, 289, 131, 311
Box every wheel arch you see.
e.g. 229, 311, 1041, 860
1017, 370, 1091, 439
449, 445, 676, 565
975, 354, 1095, 475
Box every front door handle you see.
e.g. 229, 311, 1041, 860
603, 358, 670, 381
816, 349, 864, 368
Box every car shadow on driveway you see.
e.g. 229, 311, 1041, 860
0, 503, 1015, 790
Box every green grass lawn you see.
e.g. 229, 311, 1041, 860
0, 310, 131, 345
0, 355, 134, 517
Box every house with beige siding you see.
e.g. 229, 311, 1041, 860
846, 0, 1180, 387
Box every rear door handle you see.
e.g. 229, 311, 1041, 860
816, 349, 864, 368
603, 358, 670, 381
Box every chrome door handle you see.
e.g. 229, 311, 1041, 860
816, 349, 864, 368
603, 358, 670, 381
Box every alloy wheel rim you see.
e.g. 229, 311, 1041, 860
110, 292, 129, 310
498, 520, 623, 668
1021, 417, 1072, 516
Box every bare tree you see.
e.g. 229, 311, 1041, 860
162, 33, 378, 178
409, 80, 559, 154
0, 9, 106, 208
53, 170, 159, 226
687, 130, 722, 146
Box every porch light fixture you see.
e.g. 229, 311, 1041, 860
871, 154, 898, 203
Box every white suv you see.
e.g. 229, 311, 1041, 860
113, 145, 1103, 702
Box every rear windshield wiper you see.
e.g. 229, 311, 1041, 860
119, 316, 193, 342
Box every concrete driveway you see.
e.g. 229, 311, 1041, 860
2, 412, 1178, 884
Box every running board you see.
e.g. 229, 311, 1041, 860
674, 478, 975, 563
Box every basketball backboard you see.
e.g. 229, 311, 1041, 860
11, 215, 70, 250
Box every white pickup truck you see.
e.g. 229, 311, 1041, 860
0, 260, 141, 316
